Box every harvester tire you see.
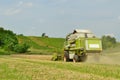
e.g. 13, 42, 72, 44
73, 55, 79, 62
64, 51, 69, 62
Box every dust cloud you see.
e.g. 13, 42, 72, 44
85, 52, 120, 65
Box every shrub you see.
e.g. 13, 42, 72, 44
14, 43, 30, 53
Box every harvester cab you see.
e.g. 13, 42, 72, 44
64, 29, 102, 62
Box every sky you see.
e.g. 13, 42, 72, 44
0, 0, 120, 41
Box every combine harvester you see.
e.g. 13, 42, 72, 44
64, 29, 102, 62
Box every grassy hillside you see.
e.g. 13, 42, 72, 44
0, 55, 120, 80
17, 35, 65, 55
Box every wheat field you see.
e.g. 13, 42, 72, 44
0, 54, 120, 80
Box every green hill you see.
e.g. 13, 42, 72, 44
17, 35, 65, 55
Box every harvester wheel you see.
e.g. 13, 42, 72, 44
73, 55, 79, 62
64, 51, 69, 62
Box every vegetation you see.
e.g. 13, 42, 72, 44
0, 27, 30, 54
13, 43, 30, 53
0, 27, 18, 51
17, 35, 65, 55
101, 35, 117, 49
41, 33, 48, 38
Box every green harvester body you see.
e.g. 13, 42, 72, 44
64, 29, 102, 62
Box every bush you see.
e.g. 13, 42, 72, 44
14, 43, 30, 53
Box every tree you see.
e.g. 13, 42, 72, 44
42, 33, 46, 37
0, 27, 18, 51
102, 35, 117, 49
0, 27, 30, 53
41, 33, 48, 38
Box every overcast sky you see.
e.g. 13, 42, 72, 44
0, 0, 120, 40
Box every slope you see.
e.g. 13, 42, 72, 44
17, 35, 65, 54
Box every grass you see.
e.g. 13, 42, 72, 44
0, 49, 11, 55
0, 55, 120, 80
17, 36, 65, 54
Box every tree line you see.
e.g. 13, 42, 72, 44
101, 35, 117, 49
